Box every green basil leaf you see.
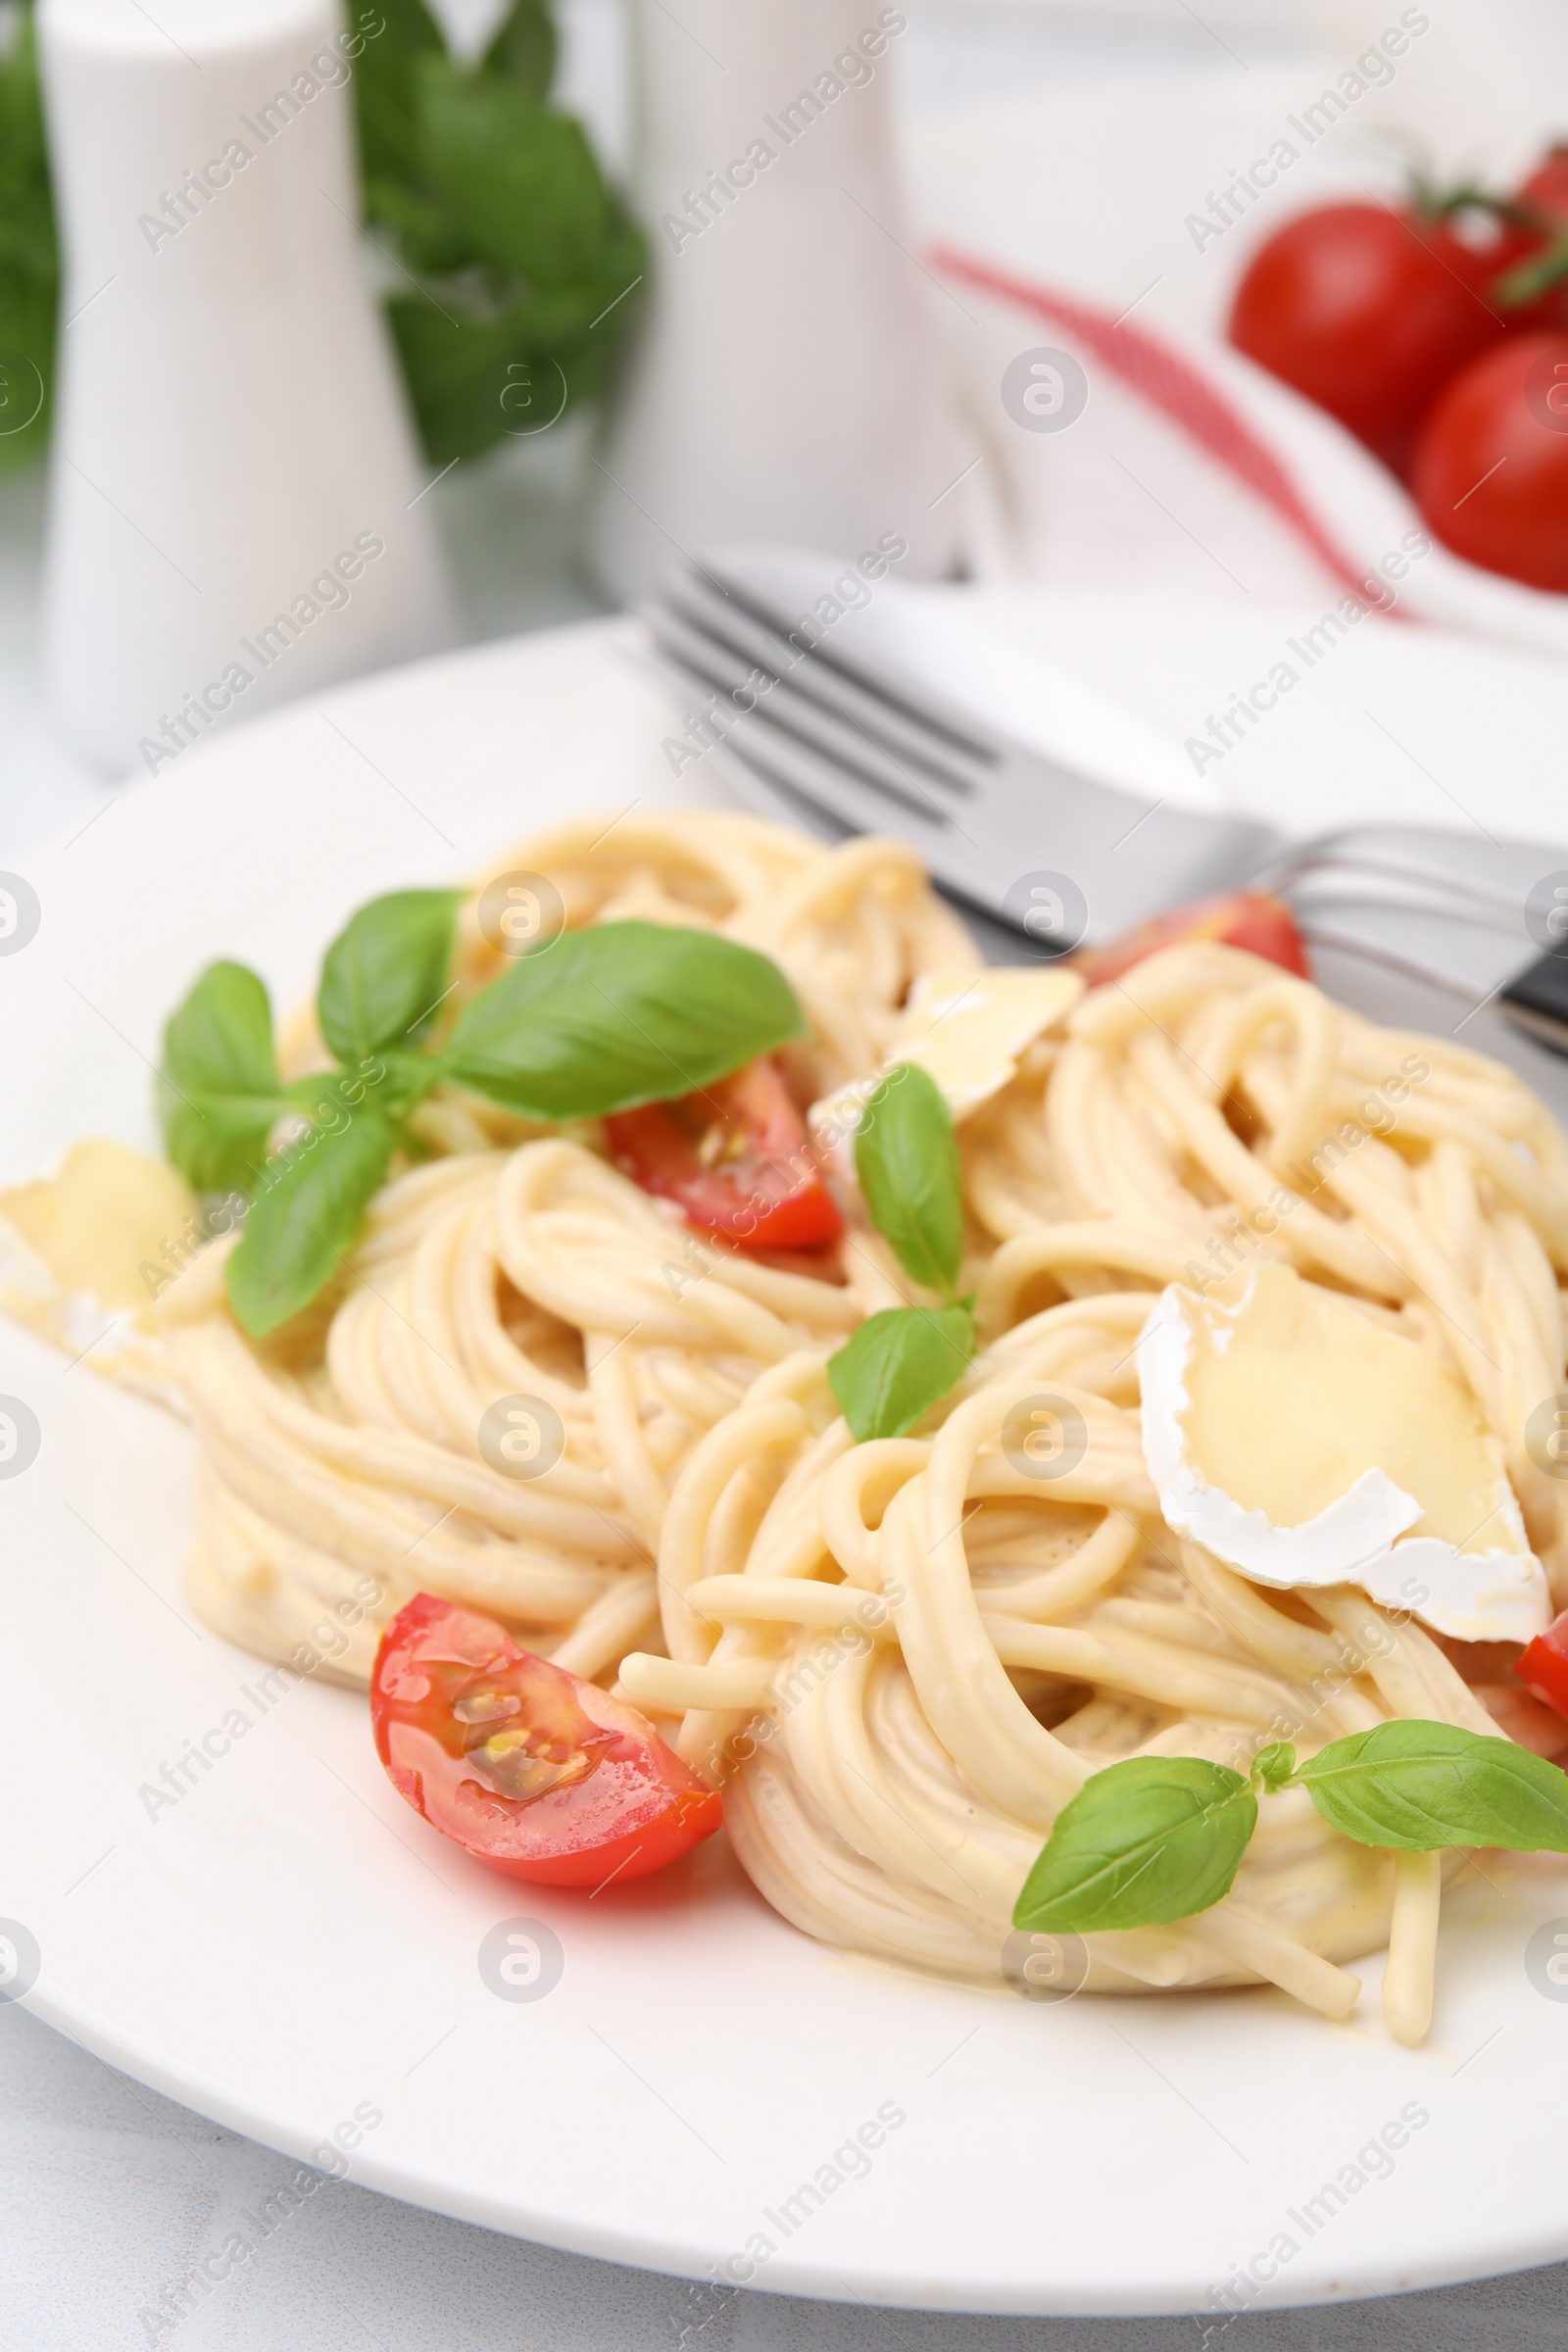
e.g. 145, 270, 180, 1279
1292, 1720, 1568, 1853
415, 63, 612, 287
855, 1063, 962, 1298
0, 266, 54, 481
317, 888, 463, 1064
383, 241, 639, 463
439, 921, 805, 1120
827, 1303, 974, 1443
160, 961, 288, 1194
226, 1102, 395, 1338
353, 0, 644, 470
352, 0, 446, 191
482, 0, 557, 99
164, 960, 278, 1097
1013, 1756, 1256, 1936
0, 16, 58, 479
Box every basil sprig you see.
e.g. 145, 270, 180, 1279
1013, 1721, 1568, 1940
828, 1064, 975, 1442
159, 898, 805, 1339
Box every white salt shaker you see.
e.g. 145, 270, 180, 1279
588, 0, 961, 599
37, 0, 454, 779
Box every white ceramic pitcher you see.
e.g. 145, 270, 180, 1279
37, 0, 454, 779
587, 0, 961, 599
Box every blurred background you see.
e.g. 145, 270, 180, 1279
8, 0, 1565, 847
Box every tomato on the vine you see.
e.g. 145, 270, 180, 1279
1494, 147, 1568, 332
1411, 331, 1568, 590
1228, 200, 1510, 472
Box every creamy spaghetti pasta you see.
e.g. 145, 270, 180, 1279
612, 929, 1568, 2039
12, 808, 1568, 2045
153, 810, 975, 1684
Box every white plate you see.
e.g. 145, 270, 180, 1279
7, 602, 1568, 2320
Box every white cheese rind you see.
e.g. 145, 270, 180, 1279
1357, 1537, 1553, 1646
1136, 1293, 1423, 1575
1135, 1280, 1552, 1646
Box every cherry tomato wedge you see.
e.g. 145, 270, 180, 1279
604, 1053, 842, 1251
1516, 1605, 1568, 1722
370, 1593, 722, 1886
1071, 890, 1311, 991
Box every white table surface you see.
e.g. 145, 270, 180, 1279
5, 6, 1568, 2343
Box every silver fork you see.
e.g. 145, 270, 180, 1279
644, 547, 1568, 1067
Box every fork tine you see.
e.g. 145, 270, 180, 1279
661, 563, 992, 794
648, 552, 1278, 942
646, 605, 980, 871
719, 706, 963, 868
694, 554, 1000, 767
648, 600, 970, 835
1260, 842, 1531, 928
649, 630, 853, 845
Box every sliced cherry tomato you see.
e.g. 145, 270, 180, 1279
1228, 201, 1508, 474
1516, 1605, 1568, 1722
1411, 333, 1568, 591
604, 1053, 842, 1251
370, 1593, 722, 1886
1071, 890, 1311, 991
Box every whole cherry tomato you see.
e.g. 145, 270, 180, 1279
1411, 331, 1568, 590
1072, 891, 1310, 990
1229, 201, 1509, 473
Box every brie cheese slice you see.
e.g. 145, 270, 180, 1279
1136, 1262, 1550, 1645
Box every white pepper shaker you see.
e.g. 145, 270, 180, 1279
588, 0, 961, 599
37, 0, 454, 779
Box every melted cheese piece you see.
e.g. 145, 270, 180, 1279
1137, 1262, 1550, 1644
809, 964, 1082, 1156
